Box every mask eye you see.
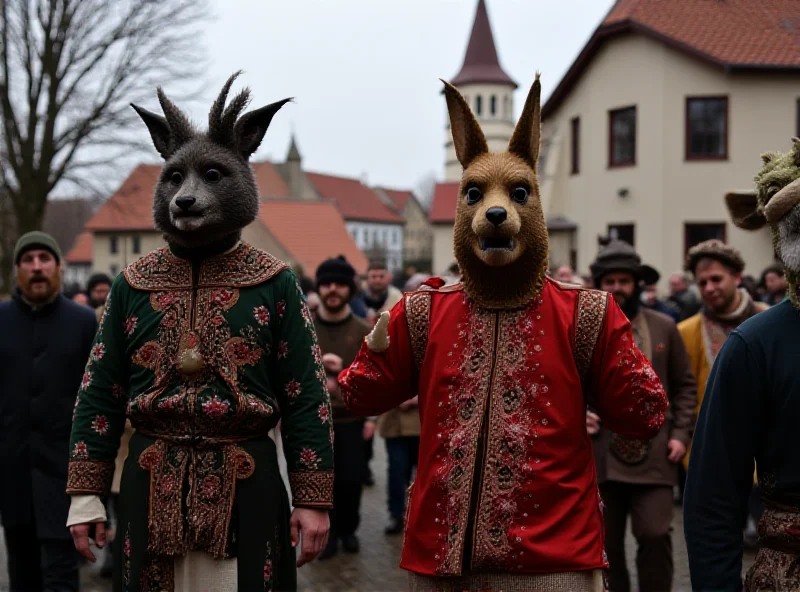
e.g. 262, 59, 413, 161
465, 186, 482, 205
170, 171, 183, 186
511, 186, 529, 205
204, 169, 222, 184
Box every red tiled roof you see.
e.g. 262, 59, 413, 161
85, 161, 292, 231
378, 188, 414, 212
429, 182, 460, 224
252, 161, 290, 198
451, 0, 517, 88
306, 172, 404, 224
85, 164, 160, 231
65, 231, 93, 264
257, 200, 368, 274
543, 0, 800, 119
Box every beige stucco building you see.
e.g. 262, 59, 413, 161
541, 0, 800, 284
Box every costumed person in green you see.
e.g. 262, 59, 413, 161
65, 73, 333, 592
685, 137, 800, 590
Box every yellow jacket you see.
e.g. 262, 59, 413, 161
678, 309, 766, 480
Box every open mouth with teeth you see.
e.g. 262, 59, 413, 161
479, 237, 515, 251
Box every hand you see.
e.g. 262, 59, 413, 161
363, 420, 376, 440
667, 438, 687, 463
290, 508, 330, 567
586, 411, 601, 436
399, 396, 419, 410
322, 353, 343, 374
70, 522, 106, 563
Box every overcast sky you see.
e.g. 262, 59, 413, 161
157, 0, 616, 192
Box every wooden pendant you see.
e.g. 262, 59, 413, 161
178, 331, 204, 375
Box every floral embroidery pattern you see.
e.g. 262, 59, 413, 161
286, 379, 302, 399
72, 441, 88, 459
277, 341, 289, 359
123, 527, 131, 591
80, 371, 92, 391
299, 448, 321, 470
254, 305, 270, 326
112, 384, 126, 400
277, 301, 286, 319
202, 395, 231, 418
318, 403, 330, 424
91, 415, 110, 436
263, 541, 273, 591
91, 343, 105, 361
123, 316, 138, 337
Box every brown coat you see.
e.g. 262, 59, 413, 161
377, 406, 421, 439
592, 307, 697, 487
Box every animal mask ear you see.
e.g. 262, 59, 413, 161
441, 79, 488, 169
233, 98, 292, 160
131, 104, 172, 159
508, 73, 542, 171
725, 192, 766, 231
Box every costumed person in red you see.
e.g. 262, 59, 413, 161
338, 74, 669, 591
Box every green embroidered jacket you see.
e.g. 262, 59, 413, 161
67, 243, 334, 508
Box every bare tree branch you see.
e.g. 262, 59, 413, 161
0, 0, 206, 287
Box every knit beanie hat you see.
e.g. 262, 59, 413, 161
685, 239, 745, 275
13, 231, 62, 265
87, 273, 112, 293
589, 238, 659, 286
316, 255, 357, 296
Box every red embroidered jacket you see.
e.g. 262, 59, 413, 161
339, 278, 668, 577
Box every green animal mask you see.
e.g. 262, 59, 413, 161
726, 138, 800, 307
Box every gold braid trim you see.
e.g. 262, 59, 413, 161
405, 291, 432, 370
573, 290, 609, 383
289, 471, 334, 508
66, 460, 115, 496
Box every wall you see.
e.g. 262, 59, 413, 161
402, 198, 433, 265
543, 34, 784, 283
444, 82, 516, 181
432, 224, 455, 276
92, 231, 164, 277
346, 222, 404, 273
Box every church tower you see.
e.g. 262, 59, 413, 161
444, 0, 517, 181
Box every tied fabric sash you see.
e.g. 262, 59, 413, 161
745, 500, 800, 591
138, 437, 255, 559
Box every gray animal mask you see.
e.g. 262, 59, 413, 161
132, 72, 290, 249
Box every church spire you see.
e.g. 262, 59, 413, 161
287, 132, 301, 162
451, 0, 517, 88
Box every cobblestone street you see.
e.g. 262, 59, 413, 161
0, 436, 755, 591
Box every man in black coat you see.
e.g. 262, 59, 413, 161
0, 231, 97, 591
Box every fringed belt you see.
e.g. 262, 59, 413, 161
136, 431, 256, 559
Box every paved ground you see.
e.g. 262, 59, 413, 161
0, 436, 755, 591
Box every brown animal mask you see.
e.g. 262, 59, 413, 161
443, 74, 549, 309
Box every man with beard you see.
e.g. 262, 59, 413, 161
361, 258, 402, 325
311, 256, 372, 559
86, 273, 112, 312
587, 238, 696, 592
0, 231, 97, 591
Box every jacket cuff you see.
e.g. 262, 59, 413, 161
669, 428, 692, 445
66, 460, 115, 496
66, 495, 107, 527
289, 470, 334, 508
